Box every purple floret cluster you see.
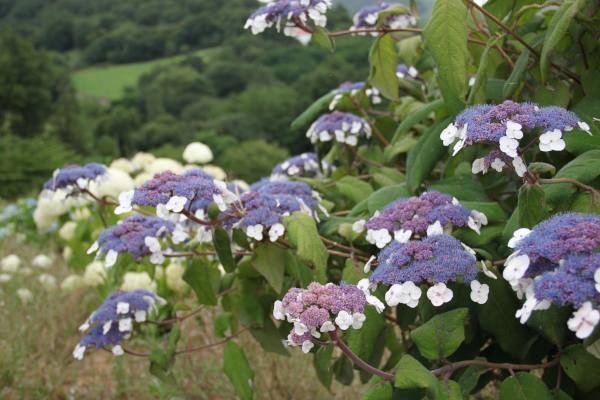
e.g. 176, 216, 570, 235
365, 191, 470, 235
131, 169, 220, 208
271, 153, 332, 180
306, 111, 371, 145
90, 289, 159, 323
97, 215, 174, 260
43, 163, 107, 191
454, 101, 580, 144
371, 234, 479, 286
351, 2, 416, 31
245, 0, 330, 36
258, 181, 317, 207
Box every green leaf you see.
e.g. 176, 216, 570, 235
214, 313, 232, 339
483, 0, 516, 34
213, 226, 235, 273
250, 242, 285, 294
486, 78, 507, 101
316, 343, 334, 373
468, 37, 498, 105
529, 162, 556, 177
393, 354, 439, 399
427, 177, 489, 202
410, 0, 421, 20
438, 380, 463, 400
438, 76, 467, 116
406, 116, 453, 193
569, 191, 600, 215
526, 304, 571, 346
166, 321, 181, 363
248, 316, 290, 356
368, 34, 398, 101
503, 49, 530, 100
291, 92, 338, 130
384, 137, 418, 161
149, 360, 177, 386
500, 372, 553, 399
534, 80, 570, 108
453, 224, 504, 248
208, 202, 220, 221
367, 184, 411, 214
348, 307, 388, 363
284, 250, 313, 288
391, 99, 445, 143
581, 69, 600, 100
540, 0, 586, 83
232, 229, 251, 251
223, 342, 254, 400
410, 308, 468, 360
338, 176, 375, 204
457, 357, 490, 397
461, 202, 506, 222
541, 150, 600, 215
311, 26, 335, 53
423, 0, 469, 97
362, 375, 393, 400
240, 278, 267, 325
566, 96, 600, 154
477, 275, 534, 358
518, 183, 546, 229
342, 258, 365, 286
334, 355, 355, 386
502, 209, 519, 245
378, 3, 410, 22
313, 352, 333, 391
283, 211, 328, 284
560, 344, 600, 392
182, 258, 217, 306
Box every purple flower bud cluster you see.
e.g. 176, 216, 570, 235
97, 215, 175, 260
365, 191, 469, 235
78, 324, 128, 350
370, 234, 479, 286
89, 289, 159, 323
245, 0, 330, 36
43, 163, 107, 191
453, 101, 580, 145
515, 213, 600, 278
306, 111, 371, 145
131, 169, 220, 208
271, 153, 333, 180
350, 2, 417, 33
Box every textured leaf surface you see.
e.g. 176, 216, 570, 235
311, 26, 334, 53
392, 99, 444, 143
368, 34, 398, 100
283, 211, 328, 283
394, 354, 439, 399
367, 184, 411, 214
560, 344, 600, 392
468, 37, 497, 105
251, 242, 285, 294
183, 258, 217, 306
410, 308, 468, 360
518, 183, 545, 229
213, 226, 235, 273
223, 342, 254, 400
500, 372, 553, 400
503, 49, 530, 99
566, 96, 600, 154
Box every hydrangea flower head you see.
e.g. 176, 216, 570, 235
43, 163, 107, 192
329, 82, 381, 109
245, 0, 331, 36
306, 111, 371, 146
350, 2, 417, 35
271, 153, 333, 180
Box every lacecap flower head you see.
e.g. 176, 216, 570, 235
329, 82, 382, 109
350, 2, 417, 35
306, 111, 371, 146
245, 0, 331, 36
270, 153, 333, 180
43, 163, 107, 192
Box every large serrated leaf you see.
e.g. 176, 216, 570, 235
183, 258, 217, 306
500, 372, 553, 399
410, 308, 468, 360
283, 211, 328, 283
566, 96, 600, 154
503, 49, 530, 100
311, 26, 335, 53
213, 226, 235, 273
560, 344, 600, 392
223, 342, 255, 400
438, 380, 463, 400
393, 354, 439, 399
348, 307, 388, 363
250, 242, 285, 294
518, 183, 545, 229
368, 34, 398, 100
362, 375, 393, 400
391, 99, 445, 143
468, 37, 498, 105
367, 184, 411, 214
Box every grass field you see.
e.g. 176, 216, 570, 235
71, 48, 217, 101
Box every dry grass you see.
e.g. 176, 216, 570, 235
0, 238, 371, 400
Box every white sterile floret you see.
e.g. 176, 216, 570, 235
105, 249, 118, 267
246, 224, 264, 241
385, 284, 404, 307
182, 142, 214, 164
461, 242, 476, 258
440, 123, 459, 146
330, 94, 343, 110
103, 321, 112, 335
472, 158, 488, 174
399, 281, 422, 308
577, 121, 592, 135
467, 210, 488, 235
269, 224, 285, 242
539, 129, 565, 152
156, 204, 170, 219
427, 283, 453, 306
367, 295, 385, 313
452, 137, 466, 156
144, 236, 161, 253
112, 345, 124, 356
357, 278, 370, 295
114, 190, 135, 215
394, 229, 412, 243
32, 254, 53, 269
302, 340, 314, 354
515, 297, 538, 323
118, 318, 133, 332
372, 228, 392, 248
273, 300, 286, 320
335, 311, 355, 330
595, 268, 600, 292
135, 310, 147, 323
505, 121, 523, 139
470, 281, 489, 304
320, 321, 336, 332
481, 261, 497, 279
79, 319, 91, 332
294, 321, 309, 335
491, 158, 505, 172
73, 344, 86, 360
352, 313, 366, 329
363, 255, 376, 273
426, 221, 443, 237
511, 278, 533, 299
499, 136, 519, 158
567, 302, 600, 339
503, 254, 530, 282
345, 136, 358, 146
116, 302, 130, 314
171, 224, 188, 245
166, 196, 187, 213
508, 228, 531, 248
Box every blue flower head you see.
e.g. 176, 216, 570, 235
271, 153, 333, 180
43, 163, 107, 191
306, 111, 371, 145
351, 2, 416, 31
245, 0, 330, 36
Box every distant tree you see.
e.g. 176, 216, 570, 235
218, 139, 290, 183
94, 106, 141, 155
